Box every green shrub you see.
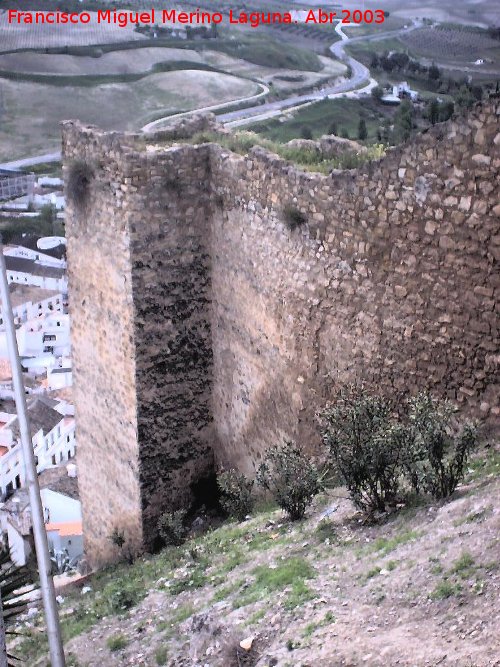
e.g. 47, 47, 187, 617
257, 441, 321, 520
300, 125, 313, 140
319, 385, 405, 513
217, 469, 255, 521
107, 585, 141, 614
109, 528, 126, 549
106, 634, 128, 652
157, 509, 188, 546
282, 204, 307, 230
405, 393, 477, 498
155, 646, 168, 665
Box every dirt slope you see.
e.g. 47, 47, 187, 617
16, 447, 500, 667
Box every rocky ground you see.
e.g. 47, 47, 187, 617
14, 446, 500, 667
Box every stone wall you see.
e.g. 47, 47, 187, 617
62, 126, 143, 566
128, 144, 215, 547
63, 126, 215, 564
63, 100, 499, 564
210, 101, 499, 469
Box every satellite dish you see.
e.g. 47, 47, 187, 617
37, 237, 66, 250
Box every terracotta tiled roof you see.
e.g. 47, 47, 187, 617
45, 521, 82, 537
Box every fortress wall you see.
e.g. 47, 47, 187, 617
63, 124, 216, 562
210, 101, 499, 469
128, 144, 215, 548
63, 101, 499, 563
62, 124, 144, 566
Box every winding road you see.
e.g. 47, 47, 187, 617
0, 20, 420, 168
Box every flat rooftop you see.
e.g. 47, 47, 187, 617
6, 283, 61, 309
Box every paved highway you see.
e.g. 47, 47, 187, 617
218, 20, 422, 126
0, 152, 61, 171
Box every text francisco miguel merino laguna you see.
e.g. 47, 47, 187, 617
8, 7, 387, 27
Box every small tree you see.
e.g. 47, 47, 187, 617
328, 121, 338, 135
371, 85, 383, 102
319, 385, 404, 513
455, 85, 475, 110
358, 118, 368, 141
157, 509, 187, 546
300, 125, 313, 140
439, 100, 454, 122
427, 99, 440, 125
394, 99, 414, 142
257, 441, 321, 520
217, 469, 255, 521
428, 62, 440, 81
405, 393, 477, 499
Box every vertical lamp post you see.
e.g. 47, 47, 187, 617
0, 245, 66, 667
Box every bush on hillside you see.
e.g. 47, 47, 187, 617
404, 392, 478, 498
217, 469, 255, 521
319, 385, 405, 513
157, 509, 188, 546
257, 441, 322, 520
320, 387, 478, 514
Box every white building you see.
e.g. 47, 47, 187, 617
4, 245, 66, 269
382, 82, 420, 105
47, 366, 72, 390
19, 312, 71, 358
0, 283, 63, 331
0, 312, 71, 360
0, 487, 82, 566
3, 255, 67, 292
0, 397, 76, 498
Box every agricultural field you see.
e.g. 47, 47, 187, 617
0, 12, 347, 160
203, 52, 346, 93
0, 11, 145, 50
318, 0, 500, 28
0, 48, 205, 76
249, 98, 392, 143
0, 71, 260, 161
342, 15, 409, 39
401, 26, 500, 68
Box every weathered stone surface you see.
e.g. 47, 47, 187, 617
62, 100, 500, 567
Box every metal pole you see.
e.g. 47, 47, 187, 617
0, 588, 7, 667
0, 246, 66, 667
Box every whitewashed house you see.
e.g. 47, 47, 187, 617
47, 366, 72, 390
4, 255, 67, 292
0, 487, 82, 567
0, 312, 71, 360
3, 245, 66, 269
0, 284, 63, 331
0, 397, 76, 498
